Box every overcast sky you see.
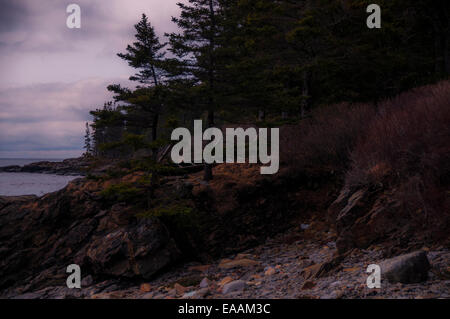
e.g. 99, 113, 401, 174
0, 0, 181, 158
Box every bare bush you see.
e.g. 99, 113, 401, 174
347, 80, 450, 187
281, 102, 376, 173
346, 81, 450, 224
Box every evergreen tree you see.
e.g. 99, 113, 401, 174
90, 102, 125, 158
84, 122, 92, 155
88, 0, 448, 164
223, 0, 282, 120
112, 14, 168, 144
118, 13, 167, 86
167, 0, 227, 180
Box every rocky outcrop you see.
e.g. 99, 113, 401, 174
1, 162, 449, 299
0, 164, 338, 297
189, 165, 339, 257
329, 185, 450, 256
0, 165, 21, 172
0, 157, 90, 175
85, 218, 180, 278
0, 195, 37, 209
15, 226, 448, 299
329, 186, 396, 254
0, 178, 181, 296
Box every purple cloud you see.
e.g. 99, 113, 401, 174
0, 0, 182, 158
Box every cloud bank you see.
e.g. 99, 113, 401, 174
0, 0, 181, 158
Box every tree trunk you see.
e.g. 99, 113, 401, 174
203, 0, 216, 182
258, 109, 265, 121
444, 30, 450, 75
300, 70, 310, 118
434, 29, 442, 75
203, 163, 213, 181
151, 113, 159, 161
203, 109, 214, 181
150, 65, 162, 161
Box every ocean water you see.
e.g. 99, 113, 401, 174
0, 159, 82, 197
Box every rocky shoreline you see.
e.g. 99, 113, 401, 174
3, 225, 449, 299
0, 163, 448, 299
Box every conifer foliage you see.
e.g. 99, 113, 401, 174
89, 0, 449, 179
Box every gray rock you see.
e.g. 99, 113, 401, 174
320, 291, 338, 299
380, 250, 430, 284
329, 281, 342, 288
86, 218, 181, 279
222, 280, 246, 294
140, 292, 154, 299
181, 288, 210, 299
12, 292, 45, 299
199, 277, 210, 288
182, 291, 197, 299
195, 288, 210, 298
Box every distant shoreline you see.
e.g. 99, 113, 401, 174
0, 157, 89, 176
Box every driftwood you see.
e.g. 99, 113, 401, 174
156, 144, 172, 163
156, 144, 218, 175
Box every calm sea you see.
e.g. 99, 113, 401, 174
0, 159, 82, 197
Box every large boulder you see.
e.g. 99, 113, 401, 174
380, 250, 430, 284
86, 219, 180, 278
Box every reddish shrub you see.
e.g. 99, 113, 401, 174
279, 80, 449, 243
281, 81, 449, 221
346, 80, 450, 225
281, 102, 375, 172
347, 80, 450, 187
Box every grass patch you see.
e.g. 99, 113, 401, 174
100, 182, 143, 203
119, 158, 186, 176
136, 203, 194, 219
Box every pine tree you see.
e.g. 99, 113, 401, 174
227, 0, 290, 120
167, 0, 227, 181
118, 14, 167, 86
400, 0, 449, 76
84, 122, 92, 155
112, 14, 168, 144
88, 0, 447, 163
90, 102, 125, 158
